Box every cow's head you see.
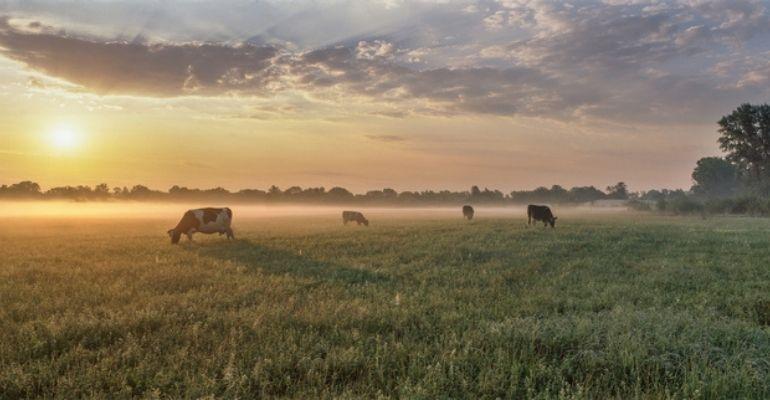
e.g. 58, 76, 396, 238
549, 216, 558, 228
167, 228, 182, 244
363, 218, 369, 227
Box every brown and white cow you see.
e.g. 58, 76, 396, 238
168, 207, 234, 244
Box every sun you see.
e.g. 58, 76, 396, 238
49, 126, 81, 152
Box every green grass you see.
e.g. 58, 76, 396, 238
1, 213, 769, 399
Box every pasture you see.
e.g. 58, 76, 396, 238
1, 209, 769, 399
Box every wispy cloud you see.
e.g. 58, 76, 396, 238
0, 0, 768, 125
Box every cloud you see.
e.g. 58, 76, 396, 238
290, 45, 558, 116
0, 0, 768, 124
0, 17, 561, 117
355, 40, 395, 60
0, 17, 278, 96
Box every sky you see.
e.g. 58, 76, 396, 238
0, 0, 768, 193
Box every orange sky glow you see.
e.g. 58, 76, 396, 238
1, 1, 767, 193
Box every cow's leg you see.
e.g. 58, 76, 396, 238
186, 232, 194, 241
226, 228, 234, 240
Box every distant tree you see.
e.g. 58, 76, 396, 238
168, 185, 185, 194
236, 188, 266, 201
204, 187, 230, 196
46, 185, 96, 200
382, 188, 398, 198
640, 189, 664, 202
470, 185, 482, 199
266, 185, 282, 201
470, 186, 504, 202
128, 185, 163, 199
1, 181, 42, 198
301, 187, 325, 201
549, 185, 568, 202
327, 187, 354, 200
606, 182, 629, 200
284, 186, 303, 196
398, 191, 420, 202
94, 183, 110, 199
717, 103, 770, 183
568, 186, 606, 203
112, 186, 133, 199
690, 157, 739, 198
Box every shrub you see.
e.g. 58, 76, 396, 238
627, 199, 651, 211
669, 197, 704, 215
704, 198, 735, 214
729, 196, 770, 216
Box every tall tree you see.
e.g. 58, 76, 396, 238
691, 157, 738, 198
717, 103, 770, 183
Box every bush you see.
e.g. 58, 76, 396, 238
668, 197, 704, 215
729, 196, 770, 216
627, 199, 652, 211
635, 192, 770, 217
704, 198, 734, 214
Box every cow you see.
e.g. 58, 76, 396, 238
342, 211, 369, 226
168, 207, 234, 244
527, 204, 557, 228
462, 205, 474, 220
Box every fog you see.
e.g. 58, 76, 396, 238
0, 201, 628, 220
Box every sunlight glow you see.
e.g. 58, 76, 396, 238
49, 126, 81, 152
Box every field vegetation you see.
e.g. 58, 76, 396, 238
1, 209, 769, 398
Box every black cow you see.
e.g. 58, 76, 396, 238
527, 205, 557, 228
342, 211, 369, 226
168, 207, 234, 244
462, 205, 474, 220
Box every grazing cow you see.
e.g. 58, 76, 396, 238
528, 204, 557, 228
342, 211, 369, 226
168, 207, 234, 244
462, 205, 475, 220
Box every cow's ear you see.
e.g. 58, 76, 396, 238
553, 217, 558, 220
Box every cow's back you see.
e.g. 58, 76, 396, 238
528, 205, 552, 219
342, 210, 367, 224
193, 207, 232, 232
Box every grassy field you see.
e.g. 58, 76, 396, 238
1, 211, 769, 399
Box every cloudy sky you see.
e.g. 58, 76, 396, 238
0, 0, 768, 192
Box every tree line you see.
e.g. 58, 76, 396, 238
0, 181, 631, 205
629, 103, 770, 215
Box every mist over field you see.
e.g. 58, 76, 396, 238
0, 201, 632, 221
